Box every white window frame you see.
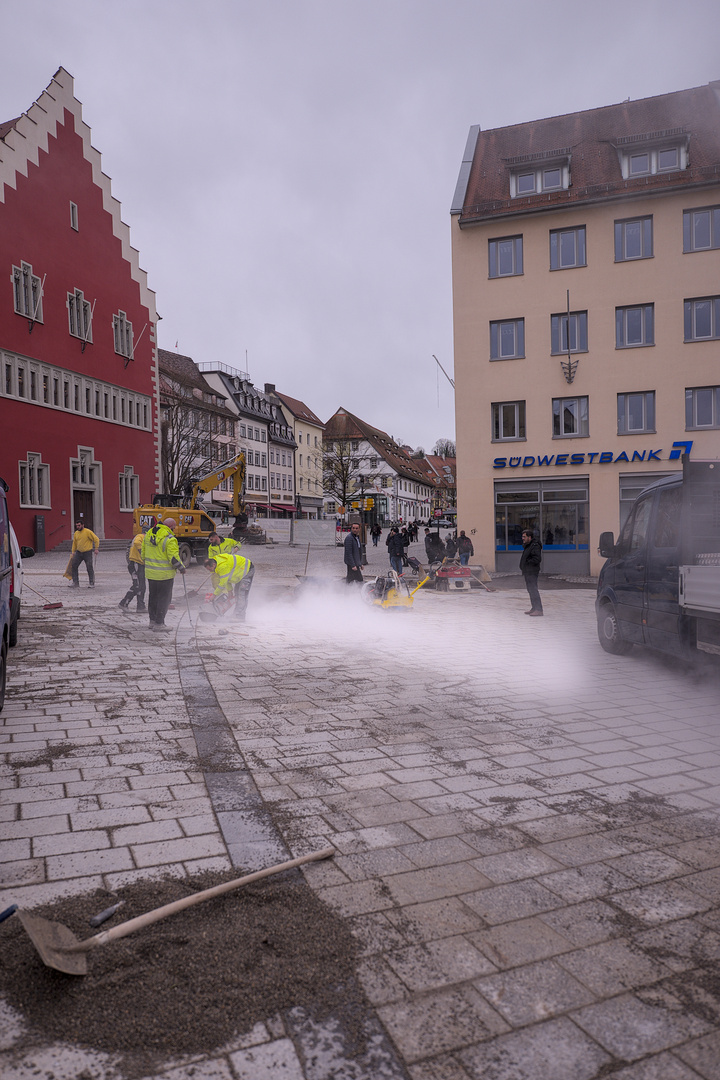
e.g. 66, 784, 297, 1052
18, 451, 51, 508
119, 466, 139, 511
686, 386, 720, 430
684, 297, 720, 342
491, 401, 526, 442
67, 288, 93, 343
620, 144, 686, 179
551, 312, 588, 355
113, 311, 134, 358
70, 201, 79, 230
12, 261, 44, 322
617, 391, 656, 434
552, 396, 589, 438
615, 217, 653, 262
511, 161, 569, 198
550, 226, 586, 270
490, 319, 525, 360
616, 305, 654, 348
683, 206, 720, 253
488, 236, 523, 278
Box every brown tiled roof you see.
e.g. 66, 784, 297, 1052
459, 82, 720, 224
158, 349, 235, 418
274, 391, 324, 428
324, 408, 429, 483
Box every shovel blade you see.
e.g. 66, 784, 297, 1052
17, 910, 88, 975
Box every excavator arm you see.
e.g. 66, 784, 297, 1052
190, 452, 246, 514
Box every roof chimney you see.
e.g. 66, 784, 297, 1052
264, 382, 276, 394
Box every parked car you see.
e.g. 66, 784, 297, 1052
0, 478, 12, 711
433, 519, 456, 529
9, 523, 35, 647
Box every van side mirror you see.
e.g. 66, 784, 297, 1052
598, 532, 615, 558
20, 546, 35, 559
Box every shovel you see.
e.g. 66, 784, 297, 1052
16, 846, 334, 975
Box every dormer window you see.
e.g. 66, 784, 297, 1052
616, 131, 688, 179
509, 153, 571, 198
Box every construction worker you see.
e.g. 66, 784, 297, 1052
141, 517, 185, 631
119, 528, 147, 613
70, 520, 100, 588
204, 552, 255, 622
207, 531, 241, 561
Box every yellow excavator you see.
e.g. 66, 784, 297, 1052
133, 453, 246, 566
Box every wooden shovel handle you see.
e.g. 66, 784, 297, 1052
72, 846, 335, 955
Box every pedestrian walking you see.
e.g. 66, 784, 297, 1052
370, 523, 382, 547
457, 531, 474, 566
386, 526, 405, 576
118, 529, 147, 613
69, 521, 100, 588
141, 517, 186, 631
204, 552, 255, 621
344, 522, 364, 584
520, 529, 543, 616
445, 533, 458, 560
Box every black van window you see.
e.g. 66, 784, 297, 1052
629, 496, 653, 553
652, 486, 682, 548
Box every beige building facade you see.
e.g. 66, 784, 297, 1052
452, 82, 720, 576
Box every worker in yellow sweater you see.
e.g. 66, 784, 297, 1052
119, 530, 147, 613
70, 521, 100, 588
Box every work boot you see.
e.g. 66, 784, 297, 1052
119, 600, 129, 609
136, 604, 147, 613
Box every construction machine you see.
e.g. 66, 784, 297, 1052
133, 453, 247, 566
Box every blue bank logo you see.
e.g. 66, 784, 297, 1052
493, 441, 693, 469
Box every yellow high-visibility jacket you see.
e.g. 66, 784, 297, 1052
72, 528, 100, 553
142, 524, 181, 580
208, 537, 241, 562
211, 552, 252, 594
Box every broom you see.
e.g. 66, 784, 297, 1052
22, 581, 64, 610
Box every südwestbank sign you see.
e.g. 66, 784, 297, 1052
493, 441, 693, 470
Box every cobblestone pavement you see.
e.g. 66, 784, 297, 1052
2, 539, 720, 1079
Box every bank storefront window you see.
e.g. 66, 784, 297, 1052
495, 478, 590, 571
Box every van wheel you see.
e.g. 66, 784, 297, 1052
178, 543, 192, 568
597, 603, 632, 655
9, 615, 18, 648
0, 637, 7, 713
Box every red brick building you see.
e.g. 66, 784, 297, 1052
0, 68, 158, 550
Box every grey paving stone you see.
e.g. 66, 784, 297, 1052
572, 990, 712, 1059
557, 937, 670, 995
474, 958, 596, 1025
457, 1016, 610, 1080
603, 1054, 706, 1080
378, 985, 509, 1062
540, 899, 630, 947
386, 935, 496, 991
673, 1029, 720, 1079
385, 898, 485, 943
462, 879, 562, 925
382, 863, 492, 906
610, 882, 713, 926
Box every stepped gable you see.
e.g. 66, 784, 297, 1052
0, 67, 156, 320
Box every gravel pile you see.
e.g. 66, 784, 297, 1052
1, 868, 361, 1073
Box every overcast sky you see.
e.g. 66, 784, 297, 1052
3, 0, 718, 449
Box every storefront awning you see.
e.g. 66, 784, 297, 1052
271, 503, 297, 513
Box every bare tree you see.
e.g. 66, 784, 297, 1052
410, 446, 426, 459
322, 440, 381, 509
433, 438, 456, 457
161, 395, 216, 495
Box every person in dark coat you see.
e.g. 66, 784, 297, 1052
424, 528, 445, 563
445, 534, 458, 559
344, 523, 364, 584
520, 530, 543, 616
386, 527, 406, 576
457, 531, 474, 566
